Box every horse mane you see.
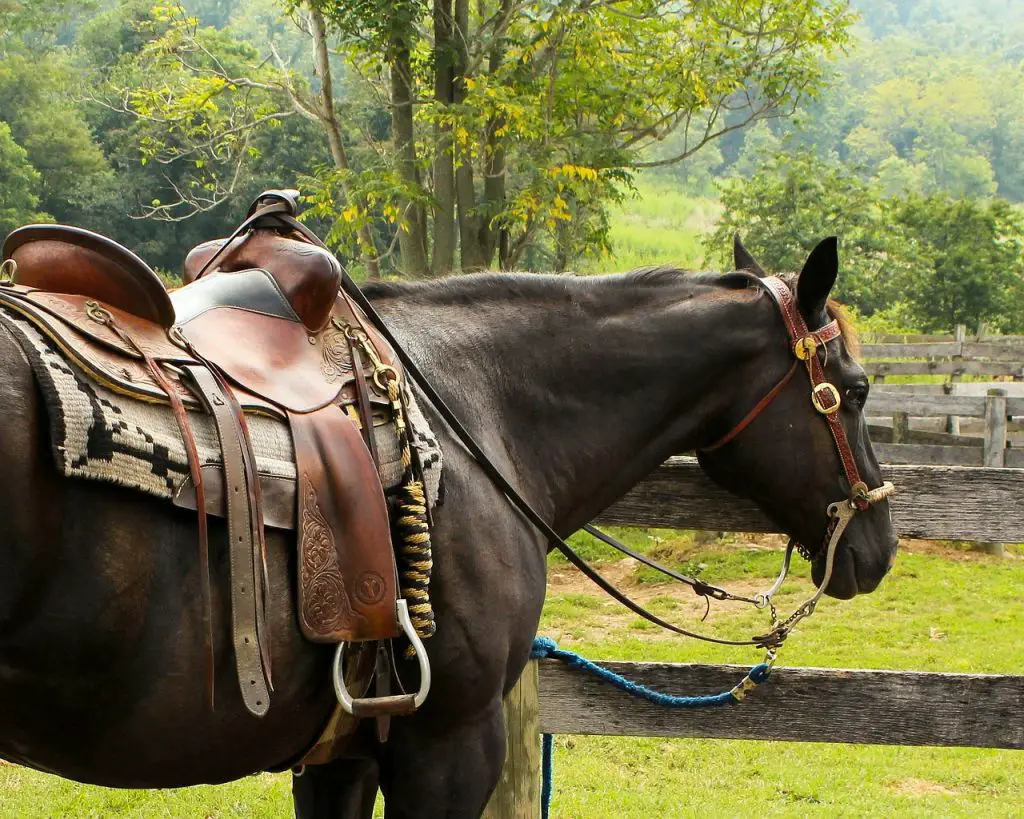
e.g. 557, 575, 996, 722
363, 266, 758, 303
363, 267, 859, 355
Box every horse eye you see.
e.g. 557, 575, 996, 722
846, 384, 868, 409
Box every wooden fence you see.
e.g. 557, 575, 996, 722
865, 389, 1017, 467
861, 324, 1024, 382
482, 457, 1024, 817
857, 323, 1024, 469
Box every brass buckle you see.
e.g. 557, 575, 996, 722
0, 258, 16, 284
794, 336, 817, 360
811, 382, 841, 414
84, 300, 114, 326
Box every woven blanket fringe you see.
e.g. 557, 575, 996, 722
529, 636, 772, 819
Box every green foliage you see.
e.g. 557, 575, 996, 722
0, 121, 48, 233
708, 151, 915, 315
91, 0, 853, 273
893, 195, 1024, 332
721, 3, 1024, 203
0, 49, 113, 224
707, 150, 1024, 334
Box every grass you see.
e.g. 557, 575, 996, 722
4, 538, 1021, 817
539, 539, 1024, 818
581, 178, 721, 273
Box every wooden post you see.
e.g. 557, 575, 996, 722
892, 411, 909, 444
982, 389, 1007, 557
483, 661, 541, 819
946, 325, 966, 434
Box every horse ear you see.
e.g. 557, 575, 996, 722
733, 234, 766, 277
797, 237, 839, 318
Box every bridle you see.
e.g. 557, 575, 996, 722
702, 275, 894, 552
693, 275, 895, 647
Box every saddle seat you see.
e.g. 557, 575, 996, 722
0, 190, 426, 726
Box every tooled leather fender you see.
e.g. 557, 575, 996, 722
290, 404, 400, 643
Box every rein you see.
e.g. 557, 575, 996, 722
261, 205, 892, 656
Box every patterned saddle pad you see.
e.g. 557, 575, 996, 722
0, 306, 442, 510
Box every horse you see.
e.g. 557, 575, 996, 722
0, 236, 897, 817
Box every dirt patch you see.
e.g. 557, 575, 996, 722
889, 777, 962, 797
897, 538, 1018, 561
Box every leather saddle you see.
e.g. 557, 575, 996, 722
0, 191, 427, 721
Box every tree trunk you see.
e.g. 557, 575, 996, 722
431, 0, 456, 276
480, 0, 512, 268
454, 0, 487, 272
390, 35, 430, 276
309, 9, 380, 278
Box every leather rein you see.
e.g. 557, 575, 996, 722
258, 210, 893, 655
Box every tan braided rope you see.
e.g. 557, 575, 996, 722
388, 378, 436, 646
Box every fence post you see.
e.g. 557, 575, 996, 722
982, 389, 1007, 557
892, 411, 909, 444
483, 661, 541, 819
946, 325, 966, 434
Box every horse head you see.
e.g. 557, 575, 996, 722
697, 236, 898, 599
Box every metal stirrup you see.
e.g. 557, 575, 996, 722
332, 600, 431, 717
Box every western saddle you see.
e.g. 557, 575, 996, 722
0, 191, 430, 724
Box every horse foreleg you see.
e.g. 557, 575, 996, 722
292, 758, 380, 819
376, 698, 506, 819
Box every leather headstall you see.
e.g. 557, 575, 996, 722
702, 275, 870, 516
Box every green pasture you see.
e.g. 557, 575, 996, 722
2, 532, 1022, 818
582, 181, 720, 274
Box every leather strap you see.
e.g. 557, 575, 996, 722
348, 337, 381, 468
183, 364, 271, 717
702, 361, 799, 453
760, 277, 868, 511
374, 641, 392, 743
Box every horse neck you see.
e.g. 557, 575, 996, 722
370, 273, 772, 534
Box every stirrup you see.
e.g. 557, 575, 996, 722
331, 599, 431, 717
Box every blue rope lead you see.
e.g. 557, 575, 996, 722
530, 636, 772, 819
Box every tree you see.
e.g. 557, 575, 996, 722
707, 151, 917, 316
0, 2, 113, 226
0, 122, 47, 234
893, 195, 1024, 332
707, 150, 1024, 333
104, 0, 854, 275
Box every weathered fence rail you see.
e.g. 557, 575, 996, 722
483, 449, 1024, 817
537, 661, 1024, 749
861, 388, 1019, 472
597, 457, 1024, 542
863, 324, 1024, 345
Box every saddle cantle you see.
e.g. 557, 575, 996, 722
2, 223, 175, 328
0, 190, 431, 723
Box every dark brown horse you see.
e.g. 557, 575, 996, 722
0, 238, 897, 817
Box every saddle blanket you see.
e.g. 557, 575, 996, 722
0, 307, 442, 507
